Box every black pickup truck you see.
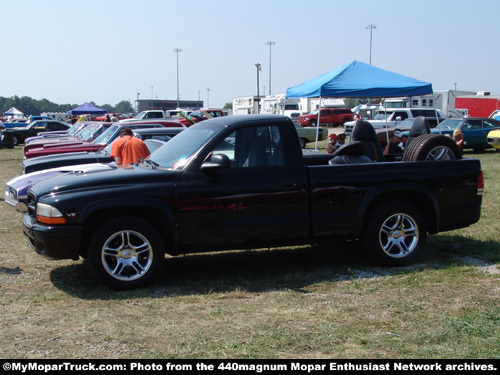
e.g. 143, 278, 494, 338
22, 115, 484, 289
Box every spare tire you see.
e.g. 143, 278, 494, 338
402, 134, 462, 161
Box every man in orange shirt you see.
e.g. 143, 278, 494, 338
110, 128, 150, 165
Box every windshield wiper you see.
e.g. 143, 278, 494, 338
143, 159, 159, 169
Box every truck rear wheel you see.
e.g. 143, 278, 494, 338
403, 134, 462, 161
362, 202, 427, 266
88, 217, 164, 289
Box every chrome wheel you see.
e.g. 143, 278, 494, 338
101, 230, 154, 282
379, 213, 419, 259
423, 145, 457, 160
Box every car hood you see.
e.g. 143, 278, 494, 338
29, 164, 180, 199
25, 142, 106, 158
487, 129, 500, 136
8, 163, 115, 191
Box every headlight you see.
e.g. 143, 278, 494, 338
36, 203, 67, 224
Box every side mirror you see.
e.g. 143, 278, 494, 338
395, 116, 402, 122
201, 153, 231, 171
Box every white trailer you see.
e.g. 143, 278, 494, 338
232, 96, 260, 115
261, 94, 301, 119
383, 90, 476, 118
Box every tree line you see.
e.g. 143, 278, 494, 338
0, 96, 134, 117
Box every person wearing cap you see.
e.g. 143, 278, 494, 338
384, 128, 405, 156
327, 133, 346, 154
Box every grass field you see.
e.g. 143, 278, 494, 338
0, 143, 499, 359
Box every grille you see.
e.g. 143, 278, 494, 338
27, 191, 37, 214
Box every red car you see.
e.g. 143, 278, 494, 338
24, 120, 184, 159
23, 122, 111, 154
95, 113, 130, 121
298, 108, 353, 127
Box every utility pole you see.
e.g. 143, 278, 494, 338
366, 24, 377, 65
265, 41, 276, 95
255, 63, 261, 114
174, 48, 183, 108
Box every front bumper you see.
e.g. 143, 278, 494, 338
487, 136, 500, 150
23, 213, 83, 260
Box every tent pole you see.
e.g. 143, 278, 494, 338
435, 108, 442, 135
315, 97, 322, 151
383, 98, 390, 145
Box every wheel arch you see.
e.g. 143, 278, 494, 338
79, 201, 178, 258
354, 185, 439, 238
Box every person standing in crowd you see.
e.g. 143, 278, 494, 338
453, 128, 464, 151
384, 129, 405, 156
110, 128, 150, 165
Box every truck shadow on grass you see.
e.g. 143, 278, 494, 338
49, 235, 500, 299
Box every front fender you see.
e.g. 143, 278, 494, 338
78, 197, 180, 254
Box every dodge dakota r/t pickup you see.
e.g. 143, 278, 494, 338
22, 115, 483, 289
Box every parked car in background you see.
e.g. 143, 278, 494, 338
23, 122, 112, 154
294, 122, 328, 148
298, 108, 353, 127
24, 121, 91, 145
3, 120, 71, 145
489, 110, 500, 121
6, 139, 170, 209
486, 129, 500, 150
24, 120, 184, 159
95, 113, 130, 121
22, 128, 184, 173
344, 108, 445, 135
430, 117, 500, 151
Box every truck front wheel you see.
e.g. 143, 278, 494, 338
362, 202, 427, 267
88, 217, 164, 289
309, 120, 317, 127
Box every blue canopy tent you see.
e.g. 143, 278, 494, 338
286, 60, 433, 149
67, 102, 106, 115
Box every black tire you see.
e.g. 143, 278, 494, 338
12, 136, 19, 146
299, 138, 306, 148
362, 201, 427, 267
309, 120, 317, 127
88, 217, 164, 290
403, 134, 462, 161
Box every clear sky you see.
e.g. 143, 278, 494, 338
2, 0, 498, 109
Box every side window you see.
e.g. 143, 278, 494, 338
482, 120, 498, 129
394, 112, 408, 120
212, 125, 285, 168
467, 120, 482, 129
35, 122, 47, 129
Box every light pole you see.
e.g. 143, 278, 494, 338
136, 92, 140, 113
151, 86, 154, 109
366, 24, 377, 65
174, 48, 182, 108
255, 63, 261, 114
206, 88, 210, 108
265, 41, 276, 96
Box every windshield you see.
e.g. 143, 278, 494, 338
76, 123, 98, 139
94, 124, 119, 144
148, 123, 224, 169
309, 110, 319, 115
67, 122, 84, 135
436, 119, 463, 130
